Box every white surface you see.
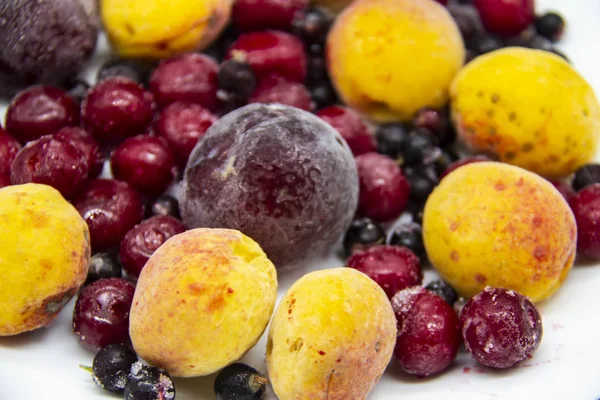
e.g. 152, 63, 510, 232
2, 1, 600, 399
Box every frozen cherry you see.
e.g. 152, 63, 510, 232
441, 155, 493, 178
73, 278, 136, 351
82, 77, 155, 145
88, 344, 138, 393
356, 153, 410, 222
11, 135, 89, 199
460, 286, 543, 369
227, 30, 307, 83
86, 252, 122, 285
535, 12, 565, 42
54, 127, 104, 179
249, 74, 312, 111
548, 179, 575, 202
473, 0, 534, 37
232, 0, 309, 32
387, 222, 426, 263
426, 280, 458, 306
73, 179, 144, 252
391, 287, 460, 377
125, 362, 175, 400
154, 102, 217, 167
149, 53, 220, 111
5, 85, 80, 143
343, 218, 386, 257
376, 124, 408, 159
348, 245, 422, 299
147, 195, 180, 219
569, 184, 600, 260
292, 7, 334, 44
110, 135, 177, 198
0, 127, 21, 178
214, 363, 268, 400
120, 216, 186, 278
572, 163, 600, 192
316, 106, 375, 156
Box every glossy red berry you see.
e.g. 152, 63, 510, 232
460, 287, 543, 369
441, 155, 493, 178
0, 127, 21, 180
154, 102, 217, 168
232, 0, 309, 32
391, 287, 460, 377
110, 135, 177, 198
356, 153, 410, 222
119, 216, 186, 278
73, 179, 144, 252
54, 127, 104, 179
73, 278, 135, 351
149, 53, 220, 111
11, 135, 89, 199
227, 30, 307, 83
249, 74, 312, 111
473, 0, 535, 37
5, 85, 80, 143
347, 245, 422, 299
316, 106, 375, 156
82, 77, 155, 145
569, 184, 600, 260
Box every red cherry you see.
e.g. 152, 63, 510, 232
316, 106, 375, 156
474, 0, 535, 37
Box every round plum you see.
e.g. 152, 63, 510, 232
181, 103, 358, 267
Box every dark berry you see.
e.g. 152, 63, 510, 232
572, 163, 600, 192
82, 77, 155, 145
387, 222, 426, 263
433, 149, 459, 177
548, 179, 575, 202
406, 168, 438, 204
86, 252, 122, 285
120, 216, 186, 278
535, 12, 565, 42
73, 179, 144, 252
316, 106, 375, 156
292, 7, 334, 44
110, 135, 177, 198
441, 155, 493, 178
232, 0, 309, 32
66, 78, 91, 105
309, 82, 338, 109
11, 135, 89, 199
305, 55, 328, 85
90, 344, 138, 393
391, 287, 460, 377
460, 287, 543, 369
214, 363, 268, 400
348, 245, 422, 299
472, 34, 504, 54
356, 153, 410, 223
448, 4, 484, 42
0, 127, 21, 178
125, 362, 175, 400
473, 0, 535, 37
73, 278, 136, 351
97, 59, 150, 85
147, 195, 180, 219
218, 58, 257, 101
249, 74, 312, 111
5, 85, 80, 143
154, 102, 217, 168
375, 124, 408, 159
569, 184, 600, 260
425, 280, 458, 306
149, 53, 220, 110
529, 35, 554, 52
402, 131, 440, 166
412, 108, 453, 146
227, 30, 307, 83
54, 127, 104, 179
343, 218, 386, 257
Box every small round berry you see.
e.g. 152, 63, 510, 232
66, 78, 91, 105
569, 184, 600, 260
110, 135, 177, 198
387, 222, 426, 262
460, 287, 543, 369
433, 149, 459, 178
425, 280, 459, 306
441, 155, 493, 178
309, 82, 338, 109
82, 77, 155, 145
473, 0, 535, 37
232, 0, 309, 32
292, 6, 335, 44
54, 127, 104, 179
348, 245, 422, 299
11, 135, 89, 199
402, 131, 441, 166
73, 179, 144, 252
376, 124, 408, 159
97, 59, 150, 85
572, 163, 600, 192
343, 218, 386, 257
227, 30, 307, 83
412, 108, 452, 145
472, 34, 504, 55
86, 253, 123, 285
90, 344, 138, 393
535, 12, 565, 42
147, 195, 180, 219
5, 85, 80, 143
214, 363, 268, 400
405, 167, 438, 205
125, 362, 176, 400
0, 127, 21, 177
356, 153, 410, 222
119, 216, 186, 278
149, 53, 220, 110
548, 179, 575, 202
305, 55, 328, 85
218, 58, 257, 101
529, 35, 554, 51
448, 4, 484, 42
316, 106, 375, 156
391, 287, 460, 377
249, 74, 312, 111
73, 278, 136, 351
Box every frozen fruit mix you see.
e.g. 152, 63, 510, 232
0, 0, 591, 397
